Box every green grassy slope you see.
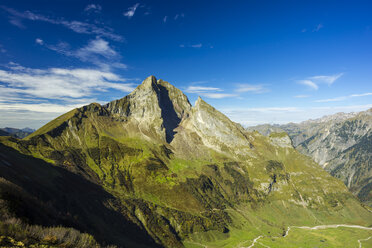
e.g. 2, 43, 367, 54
0, 76, 371, 247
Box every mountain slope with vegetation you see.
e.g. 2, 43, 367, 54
0, 76, 371, 247
247, 109, 372, 207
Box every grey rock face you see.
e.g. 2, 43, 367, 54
105, 76, 192, 143
248, 109, 372, 205
106, 77, 254, 158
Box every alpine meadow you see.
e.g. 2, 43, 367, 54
0, 1, 371, 248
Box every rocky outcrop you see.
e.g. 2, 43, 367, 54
171, 97, 253, 158
105, 76, 191, 143
249, 109, 372, 206
1, 76, 371, 247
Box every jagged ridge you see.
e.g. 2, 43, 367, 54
0, 76, 371, 248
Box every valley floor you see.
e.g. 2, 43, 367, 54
185, 224, 372, 248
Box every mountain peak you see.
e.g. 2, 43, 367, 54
105, 76, 192, 143
144, 75, 157, 84
131, 75, 158, 93
195, 96, 203, 106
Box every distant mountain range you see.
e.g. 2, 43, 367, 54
0, 76, 371, 247
247, 108, 372, 206
0, 127, 35, 139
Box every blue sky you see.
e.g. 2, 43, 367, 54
0, 0, 371, 128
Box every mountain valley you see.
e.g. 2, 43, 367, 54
0, 76, 371, 248
248, 108, 372, 207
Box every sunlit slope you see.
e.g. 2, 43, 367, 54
1, 76, 371, 247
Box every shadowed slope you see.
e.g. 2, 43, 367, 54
157, 83, 181, 143
0, 143, 160, 248
0, 76, 371, 248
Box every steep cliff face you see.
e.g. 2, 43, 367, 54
104, 75, 192, 143
282, 109, 372, 205
250, 109, 372, 206
0, 76, 371, 248
171, 97, 253, 159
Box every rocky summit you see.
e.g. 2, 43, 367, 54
0, 76, 371, 248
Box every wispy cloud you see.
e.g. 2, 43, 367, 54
0, 62, 135, 127
180, 43, 203, 48
185, 82, 268, 99
313, 23, 323, 32
123, 3, 140, 19
294, 94, 310, 98
84, 4, 102, 13
199, 93, 238, 99
0, 62, 136, 128
0, 102, 83, 113
315, 92, 372, 102
297, 79, 319, 90
76, 38, 117, 59
0, 63, 134, 100
35, 38, 43, 45
309, 73, 343, 85
235, 84, 268, 93
297, 73, 343, 90
191, 43, 202, 48
185, 86, 222, 93
0, 44, 6, 53
163, 16, 168, 23
174, 13, 184, 20
38, 37, 127, 70
2, 6, 123, 41
185, 85, 237, 99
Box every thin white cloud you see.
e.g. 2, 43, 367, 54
185, 86, 222, 93
0, 44, 6, 53
35, 38, 43, 45
313, 24, 323, 32
0, 102, 83, 113
200, 93, 238, 99
297, 80, 319, 90
76, 38, 117, 58
163, 16, 168, 23
0, 63, 134, 100
310, 73, 343, 85
2, 6, 123, 41
315, 92, 372, 102
180, 43, 203, 48
123, 3, 140, 19
191, 43, 202, 48
174, 13, 184, 20
84, 4, 102, 13
235, 84, 267, 93
185, 84, 237, 99
0, 63, 136, 128
297, 73, 343, 90
41, 38, 127, 70
186, 82, 267, 99
294, 94, 310, 98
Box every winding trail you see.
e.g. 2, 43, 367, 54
246, 235, 263, 248
293, 224, 372, 231
241, 224, 372, 248
358, 236, 371, 248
